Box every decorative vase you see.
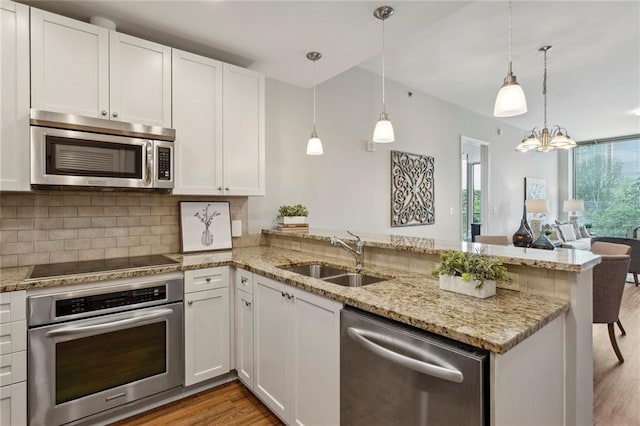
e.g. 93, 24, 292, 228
512, 203, 533, 247
201, 227, 214, 246
439, 275, 496, 299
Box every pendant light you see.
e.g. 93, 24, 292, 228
306, 51, 323, 155
493, 0, 527, 117
516, 46, 576, 152
373, 6, 395, 143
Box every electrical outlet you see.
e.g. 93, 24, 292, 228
291, 241, 301, 251
449, 207, 454, 215
365, 140, 376, 152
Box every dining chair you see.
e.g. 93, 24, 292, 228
592, 254, 631, 362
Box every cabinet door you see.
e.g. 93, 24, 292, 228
172, 49, 223, 194
109, 32, 171, 127
222, 64, 265, 196
0, 382, 26, 426
235, 291, 254, 389
0, 1, 29, 191
254, 276, 289, 421
184, 288, 230, 386
31, 8, 109, 118
290, 288, 342, 426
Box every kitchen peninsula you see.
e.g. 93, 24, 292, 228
1, 229, 599, 425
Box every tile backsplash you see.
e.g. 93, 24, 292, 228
0, 191, 248, 268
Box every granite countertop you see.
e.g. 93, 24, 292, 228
263, 228, 602, 272
0, 246, 569, 354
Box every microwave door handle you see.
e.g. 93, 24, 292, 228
346, 327, 464, 384
45, 308, 173, 337
145, 141, 153, 185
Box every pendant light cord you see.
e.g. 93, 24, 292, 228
313, 59, 317, 132
543, 48, 548, 129
382, 17, 386, 113
508, 0, 512, 67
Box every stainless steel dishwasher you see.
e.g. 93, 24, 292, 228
341, 308, 488, 425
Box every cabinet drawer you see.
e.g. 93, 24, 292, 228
235, 269, 253, 294
0, 381, 27, 426
0, 321, 26, 355
185, 267, 229, 293
0, 291, 26, 324
0, 352, 26, 387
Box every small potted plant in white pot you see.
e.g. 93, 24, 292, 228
431, 250, 509, 298
277, 204, 309, 225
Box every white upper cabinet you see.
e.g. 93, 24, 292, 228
30, 9, 109, 118
173, 56, 265, 196
31, 9, 171, 127
222, 64, 265, 196
172, 49, 223, 195
0, 0, 30, 191
109, 32, 171, 127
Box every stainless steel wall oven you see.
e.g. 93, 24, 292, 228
27, 273, 183, 425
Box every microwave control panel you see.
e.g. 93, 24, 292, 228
158, 147, 171, 180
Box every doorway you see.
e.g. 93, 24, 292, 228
461, 137, 489, 242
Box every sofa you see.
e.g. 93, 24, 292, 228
545, 222, 592, 250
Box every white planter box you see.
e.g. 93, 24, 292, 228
279, 216, 307, 225
439, 275, 496, 299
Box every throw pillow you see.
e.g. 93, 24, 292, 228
558, 223, 577, 241
556, 220, 581, 240
579, 225, 590, 239
551, 224, 564, 241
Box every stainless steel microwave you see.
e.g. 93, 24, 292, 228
30, 110, 175, 190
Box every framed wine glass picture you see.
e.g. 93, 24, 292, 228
179, 201, 232, 253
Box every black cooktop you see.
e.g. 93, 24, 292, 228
28, 254, 180, 279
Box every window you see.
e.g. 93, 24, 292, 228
573, 135, 640, 237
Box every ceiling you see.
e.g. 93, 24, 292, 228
22, 1, 640, 141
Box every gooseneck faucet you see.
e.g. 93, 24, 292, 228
330, 231, 364, 272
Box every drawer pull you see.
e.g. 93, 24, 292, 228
188, 300, 193, 306
244, 300, 252, 307
206, 277, 211, 282
241, 277, 248, 284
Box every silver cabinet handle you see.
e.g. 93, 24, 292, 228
188, 300, 193, 306
145, 141, 153, 185
244, 300, 252, 307
225, 187, 229, 191
101, 110, 108, 116
241, 277, 248, 284
287, 293, 294, 300
206, 277, 211, 282
112, 112, 119, 118
46, 309, 173, 337
218, 186, 223, 191
281, 291, 286, 298
346, 327, 464, 384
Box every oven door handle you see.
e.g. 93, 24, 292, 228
45, 308, 173, 337
347, 327, 464, 383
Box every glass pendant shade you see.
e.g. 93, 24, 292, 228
493, 74, 527, 117
373, 113, 395, 143
306, 132, 323, 155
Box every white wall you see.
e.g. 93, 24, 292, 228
250, 67, 559, 241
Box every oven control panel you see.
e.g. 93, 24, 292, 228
56, 286, 167, 317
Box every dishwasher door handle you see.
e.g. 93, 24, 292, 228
347, 327, 464, 384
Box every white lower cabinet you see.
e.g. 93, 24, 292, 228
184, 267, 230, 386
235, 268, 254, 390
253, 274, 342, 425
0, 289, 26, 425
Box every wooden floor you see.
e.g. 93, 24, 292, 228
593, 282, 640, 425
113, 381, 282, 426
115, 283, 639, 426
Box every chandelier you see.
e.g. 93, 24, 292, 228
516, 46, 576, 152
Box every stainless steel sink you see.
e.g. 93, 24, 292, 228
282, 264, 349, 279
279, 263, 386, 287
323, 273, 386, 287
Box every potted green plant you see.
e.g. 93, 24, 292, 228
431, 250, 509, 298
277, 204, 309, 225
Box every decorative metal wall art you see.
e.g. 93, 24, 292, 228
391, 150, 435, 227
